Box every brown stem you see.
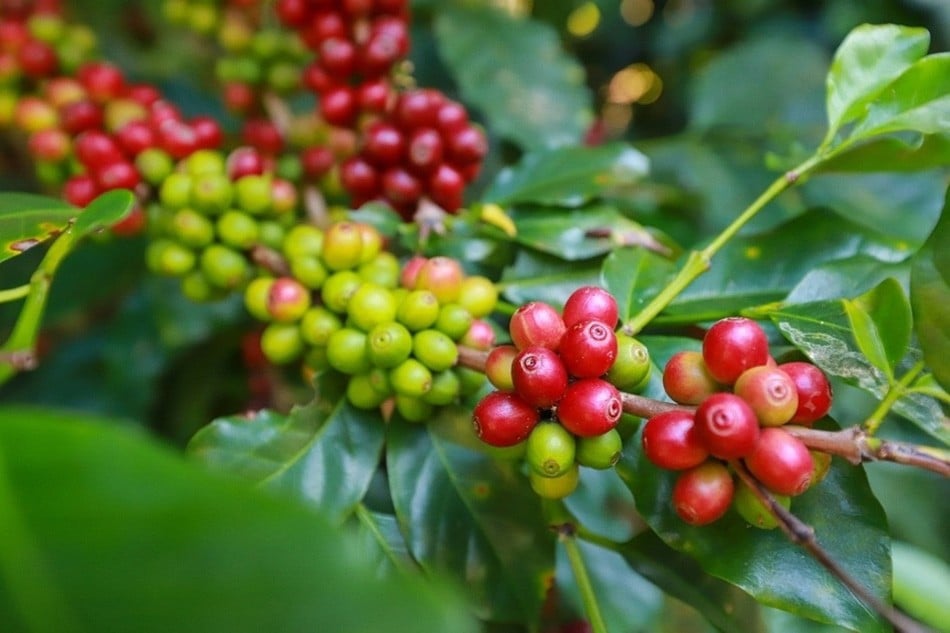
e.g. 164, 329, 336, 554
730, 461, 931, 633
456, 346, 488, 372
250, 245, 291, 277
621, 392, 694, 418
303, 185, 330, 229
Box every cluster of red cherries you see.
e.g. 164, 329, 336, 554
643, 317, 833, 527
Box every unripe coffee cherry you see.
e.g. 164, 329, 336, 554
456, 275, 498, 318
576, 428, 623, 469
366, 321, 413, 368
509, 301, 565, 351
529, 464, 579, 500
244, 277, 275, 321
778, 362, 832, 425
459, 319, 496, 351
733, 479, 790, 529
321, 270, 362, 313
557, 378, 622, 437
734, 365, 798, 427
347, 372, 391, 410
559, 319, 618, 378
267, 277, 311, 322
562, 286, 619, 329
396, 289, 440, 331
662, 350, 720, 405
260, 322, 305, 365
525, 422, 576, 477
642, 409, 709, 470
390, 358, 433, 397
672, 461, 734, 526
486, 344, 518, 392
472, 390, 539, 447
412, 329, 458, 372
395, 394, 434, 423
511, 347, 569, 408
326, 328, 372, 375
702, 317, 770, 384
745, 428, 814, 497
414, 256, 463, 304
606, 334, 652, 392
434, 303, 473, 341
422, 369, 462, 406
695, 393, 760, 459
810, 449, 832, 486
347, 283, 398, 331
300, 306, 343, 347
399, 255, 427, 289
322, 221, 364, 271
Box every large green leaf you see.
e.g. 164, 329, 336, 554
485, 144, 649, 208
434, 5, 592, 150
351, 507, 417, 578
187, 374, 386, 522
499, 248, 602, 307
0, 193, 75, 264
601, 248, 677, 323
0, 406, 476, 633
784, 256, 909, 305
911, 203, 950, 391
386, 410, 555, 622
824, 24, 931, 139
618, 421, 892, 633
767, 299, 949, 445
842, 279, 912, 381
891, 540, 950, 631
814, 133, 950, 173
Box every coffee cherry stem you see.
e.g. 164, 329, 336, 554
556, 520, 609, 633
250, 243, 292, 277
730, 461, 928, 633
303, 184, 330, 229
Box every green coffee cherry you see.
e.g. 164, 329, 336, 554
529, 464, 579, 499
396, 290, 440, 331
244, 276, 275, 321
421, 369, 461, 406
366, 321, 413, 369
216, 210, 260, 249
258, 221, 286, 250
347, 372, 391, 410
283, 224, 324, 259
357, 223, 383, 264
180, 271, 217, 302
454, 366, 487, 396
326, 328, 371, 374
390, 358, 432, 397
185, 149, 226, 176
347, 283, 398, 332
456, 275, 498, 318
607, 335, 652, 392
146, 239, 196, 277
289, 255, 328, 289
159, 172, 193, 209
135, 148, 174, 185
300, 307, 343, 346
321, 270, 362, 314
525, 422, 576, 477
435, 303, 473, 341
235, 174, 273, 215
200, 244, 249, 289
261, 322, 305, 364
358, 252, 400, 288
575, 429, 623, 469
733, 479, 790, 529
321, 221, 364, 271
171, 208, 215, 248
412, 329, 458, 372
395, 394, 433, 423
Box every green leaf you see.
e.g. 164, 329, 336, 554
71, 189, 135, 237
0, 193, 75, 264
0, 406, 477, 633
842, 279, 912, 380
601, 248, 677, 323
891, 540, 950, 630
510, 203, 651, 261
187, 374, 385, 522
825, 24, 930, 139
618, 421, 892, 633
387, 411, 555, 622
434, 5, 592, 150
351, 506, 417, 578
911, 203, 950, 391
814, 133, 950, 173
485, 144, 649, 207
499, 248, 602, 307
785, 256, 909, 305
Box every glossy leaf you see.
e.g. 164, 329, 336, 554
825, 24, 930, 138
0, 193, 75, 263
351, 507, 417, 578
601, 248, 677, 322
386, 410, 555, 622
434, 5, 592, 150
815, 133, 950, 173
187, 374, 386, 522
71, 189, 135, 237
499, 248, 602, 307
0, 406, 477, 633
842, 278, 912, 380
784, 256, 909, 305
910, 203, 950, 390
891, 540, 950, 630
565, 468, 640, 543
510, 203, 651, 261
618, 421, 892, 633
485, 144, 649, 207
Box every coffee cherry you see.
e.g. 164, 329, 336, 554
421, 369, 461, 406
412, 329, 458, 372
283, 224, 324, 259
672, 461, 734, 526
559, 319, 618, 378
390, 357, 433, 397
663, 350, 720, 405
147, 239, 196, 277
267, 277, 311, 322
414, 256, 463, 304
734, 365, 798, 427
459, 319, 496, 351
363, 120, 404, 167
695, 393, 760, 459
359, 252, 400, 287
562, 286, 619, 329
406, 127, 443, 175
745, 428, 814, 497
810, 450, 832, 485
529, 464, 579, 499
244, 277, 275, 321
456, 275, 497, 319
511, 347, 568, 409
486, 344, 518, 392
576, 429, 623, 469
395, 394, 434, 423
322, 221, 364, 271
778, 362, 832, 425
702, 317, 770, 384
234, 174, 273, 215
557, 378, 622, 437
606, 334, 651, 392
525, 422, 576, 477
641, 409, 708, 471
347, 283, 398, 331
456, 366, 488, 397
216, 210, 259, 250
300, 306, 343, 346
290, 255, 329, 289
366, 321, 413, 368
396, 289, 440, 331
320, 270, 362, 313
509, 301, 565, 351
472, 390, 539, 447
327, 327, 372, 374
200, 245, 248, 289
434, 303, 473, 341
260, 322, 305, 365
732, 479, 790, 529
346, 371, 391, 410
428, 163, 464, 212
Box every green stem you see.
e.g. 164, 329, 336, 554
863, 360, 926, 436
560, 526, 608, 633
0, 284, 31, 304
622, 155, 821, 335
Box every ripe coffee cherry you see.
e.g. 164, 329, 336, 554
695, 393, 760, 459
576, 428, 623, 469
672, 461, 734, 526
472, 390, 539, 447
414, 256, 463, 304
460, 319, 496, 351
509, 301, 566, 351
641, 409, 708, 471
733, 479, 790, 530
381, 166, 422, 208
525, 422, 576, 477
529, 464, 579, 500
663, 350, 720, 405
702, 317, 770, 384
745, 428, 814, 497
778, 362, 832, 425
734, 365, 799, 427
511, 347, 569, 408
267, 277, 311, 322
428, 163, 464, 212
557, 378, 622, 437
412, 329, 458, 372
562, 286, 619, 329
606, 334, 651, 392
447, 125, 488, 166
559, 319, 618, 378
363, 121, 404, 167
486, 344, 518, 392
320, 85, 358, 127
406, 128, 443, 175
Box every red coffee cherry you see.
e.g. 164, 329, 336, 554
406, 128, 443, 175
663, 350, 720, 405
511, 347, 568, 409
745, 427, 814, 496
702, 317, 770, 384
672, 461, 734, 526
267, 277, 312, 322
472, 390, 539, 447
556, 378, 622, 437
363, 121, 405, 167
695, 392, 760, 459
562, 285, 619, 329
427, 163, 464, 212
778, 362, 832, 425
559, 319, 618, 378
734, 365, 799, 427
509, 301, 565, 351
641, 409, 708, 470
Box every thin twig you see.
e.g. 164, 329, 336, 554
621, 391, 694, 418
303, 185, 330, 229
250, 244, 291, 277
730, 461, 932, 633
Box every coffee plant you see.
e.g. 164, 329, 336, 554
1, 1, 948, 632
